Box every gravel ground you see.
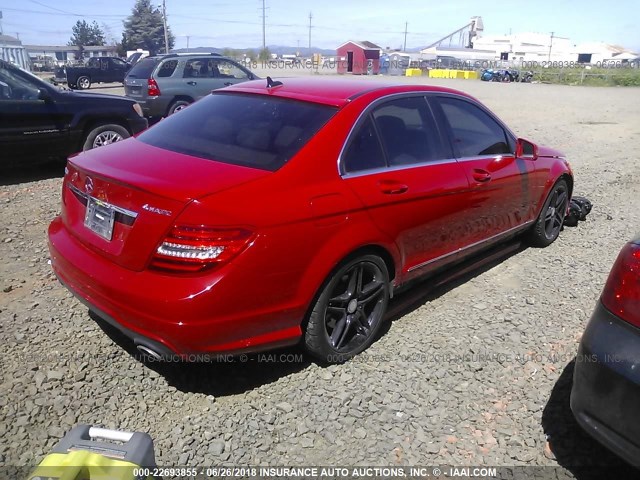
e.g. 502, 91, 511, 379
1, 74, 639, 479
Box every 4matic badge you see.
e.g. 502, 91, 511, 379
141, 204, 172, 216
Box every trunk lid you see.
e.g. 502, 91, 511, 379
62, 138, 270, 271
123, 77, 146, 99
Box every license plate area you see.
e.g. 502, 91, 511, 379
84, 197, 115, 241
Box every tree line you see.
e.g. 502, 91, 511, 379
68, 0, 273, 60
68, 0, 174, 57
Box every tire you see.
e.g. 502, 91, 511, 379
167, 99, 191, 116
76, 76, 91, 90
82, 124, 130, 151
304, 254, 390, 363
526, 179, 569, 247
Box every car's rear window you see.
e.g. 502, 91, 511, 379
126, 57, 161, 78
137, 93, 338, 171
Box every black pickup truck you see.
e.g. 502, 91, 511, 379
55, 57, 131, 90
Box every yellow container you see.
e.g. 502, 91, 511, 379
28, 451, 151, 480
405, 68, 422, 77
454, 70, 466, 79
28, 425, 156, 480
428, 69, 441, 78
464, 70, 479, 80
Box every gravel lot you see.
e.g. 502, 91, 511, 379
1, 73, 639, 478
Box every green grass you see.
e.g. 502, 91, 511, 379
531, 67, 640, 86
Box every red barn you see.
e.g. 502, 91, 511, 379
336, 41, 381, 75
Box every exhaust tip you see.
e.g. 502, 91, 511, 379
136, 344, 164, 361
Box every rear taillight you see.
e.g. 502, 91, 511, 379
601, 242, 640, 327
150, 226, 254, 273
147, 78, 160, 96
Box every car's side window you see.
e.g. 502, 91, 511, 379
157, 60, 178, 78
183, 59, 205, 78
435, 96, 512, 157
215, 60, 249, 79
0, 66, 40, 101
342, 116, 386, 174
371, 96, 447, 166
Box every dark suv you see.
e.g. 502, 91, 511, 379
123, 53, 257, 120
0, 59, 147, 167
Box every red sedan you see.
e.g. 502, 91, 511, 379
48, 78, 573, 362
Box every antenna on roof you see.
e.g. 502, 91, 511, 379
266, 76, 283, 88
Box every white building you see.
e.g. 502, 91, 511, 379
0, 34, 30, 70
471, 33, 637, 65
25, 44, 119, 66
472, 32, 573, 63
573, 42, 636, 64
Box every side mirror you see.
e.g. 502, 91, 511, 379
38, 88, 53, 102
516, 138, 538, 160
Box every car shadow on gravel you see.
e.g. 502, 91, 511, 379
89, 239, 531, 396
383, 238, 526, 326
91, 313, 312, 396
0, 162, 65, 186
541, 360, 635, 478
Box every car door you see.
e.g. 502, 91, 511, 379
181, 58, 216, 99
211, 59, 252, 88
0, 62, 70, 164
183, 58, 252, 100
109, 58, 129, 82
340, 95, 472, 281
83, 57, 101, 83
430, 95, 536, 243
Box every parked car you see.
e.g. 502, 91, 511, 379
56, 56, 131, 90
0, 58, 147, 167
123, 52, 258, 120
48, 78, 573, 363
571, 236, 640, 466
125, 50, 149, 67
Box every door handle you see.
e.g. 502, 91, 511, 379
378, 181, 409, 194
224, 82, 233, 86
187, 81, 197, 86
472, 169, 491, 183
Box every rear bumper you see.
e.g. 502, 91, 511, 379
127, 116, 149, 135
47, 217, 303, 356
570, 301, 640, 467
125, 96, 170, 119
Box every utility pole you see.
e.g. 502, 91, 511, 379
548, 31, 554, 61
403, 22, 408, 52
262, 0, 266, 51
308, 12, 313, 49
162, 0, 169, 54
186, 35, 190, 49
0, 11, 3, 35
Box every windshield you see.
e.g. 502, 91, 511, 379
126, 57, 160, 78
137, 93, 337, 171
0, 60, 51, 98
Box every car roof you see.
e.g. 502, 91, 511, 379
152, 52, 224, 60
222, 78, 474, 107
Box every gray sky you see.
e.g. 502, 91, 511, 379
0, 0, 638, 51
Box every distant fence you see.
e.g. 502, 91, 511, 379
530, 68, 640, 86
